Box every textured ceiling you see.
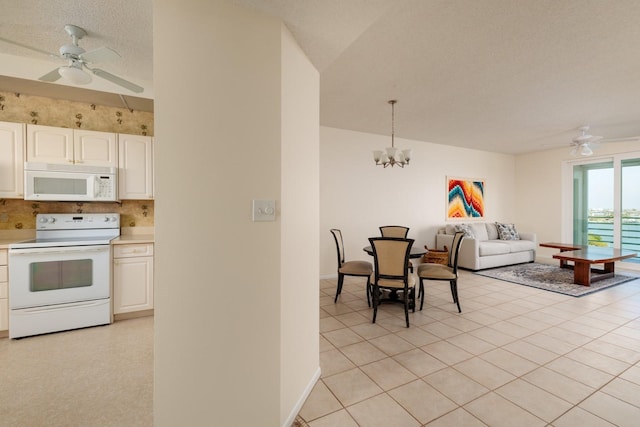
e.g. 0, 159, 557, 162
0, 0, 154, 110
2, 0, 640, 153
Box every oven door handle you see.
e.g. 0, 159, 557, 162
9, 246, 109, 255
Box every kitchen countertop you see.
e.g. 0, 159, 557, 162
111, 234, 155, 244
0, 232, 154, 249
0, 240, 18, 250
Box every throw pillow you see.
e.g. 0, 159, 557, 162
495, 222, 520, 240
454, 224, 475, 238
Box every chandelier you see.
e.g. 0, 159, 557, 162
373, 100, 411, 168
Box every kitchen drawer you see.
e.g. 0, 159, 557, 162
0, 249, 6, 265
0, 281, 7, 299
0, 265, 7, 282
0, 298, 7, 331
114, 243, 154, 258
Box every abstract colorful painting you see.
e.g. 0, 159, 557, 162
447, 177, 485, 219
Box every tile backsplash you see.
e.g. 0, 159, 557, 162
0, 89, 155, 230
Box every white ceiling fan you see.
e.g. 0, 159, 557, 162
570, 125, 603, 156
0, 24, 143, 93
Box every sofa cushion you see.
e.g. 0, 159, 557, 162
500, 240, 536, 253
496, 222, 520, 240
454, 224, 475, 238
445, 224, 457, 235
486, 222, 499, 240
478, 241, 511, 256
470, 223, 489, 241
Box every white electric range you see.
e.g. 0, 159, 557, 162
8, 213, 120, 338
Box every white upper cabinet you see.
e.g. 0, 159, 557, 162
118, 134, 154, 200
27, 124, 117, 167
0, 121, 25, 198
74, 129, 118, 167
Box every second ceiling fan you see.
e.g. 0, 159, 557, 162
570, 125, 603, 156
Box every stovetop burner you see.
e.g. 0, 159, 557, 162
10, 213, 121, 250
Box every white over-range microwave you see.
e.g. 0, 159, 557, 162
24, 162, 118, 202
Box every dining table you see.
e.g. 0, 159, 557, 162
362, 245, 427, 259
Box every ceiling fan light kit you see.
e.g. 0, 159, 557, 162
374, 100, 411, 168
58, 60, 92, 85
570, 142, 593, 156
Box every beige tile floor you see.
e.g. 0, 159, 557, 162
298, 268, 640, 426
0, 316, 153, 427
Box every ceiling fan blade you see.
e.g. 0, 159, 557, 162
601, 136, 640, 143
80, 46, 121, 64
38, 68, 61, 82
0, 35, 59, 58
90, 68, 144, 93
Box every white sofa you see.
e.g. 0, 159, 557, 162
435, 222, 537, 271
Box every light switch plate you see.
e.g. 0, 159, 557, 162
252, 199, 276, 222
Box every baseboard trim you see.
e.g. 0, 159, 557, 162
114, 309, 154, 321
282, 366, 321, 427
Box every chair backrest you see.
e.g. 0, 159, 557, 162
379, 225, 410, 238
368, 237, 414, 281
330, 229, 346, 267
449, 231, 466, 272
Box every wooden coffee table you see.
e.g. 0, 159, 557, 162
540, 242, 584, 268
541, 242, 637, 286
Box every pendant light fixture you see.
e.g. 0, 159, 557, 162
373, 100, 411, 168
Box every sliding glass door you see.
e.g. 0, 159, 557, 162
572, 156, 640, 263
573, 161, 614, 246
621, 159, 640, 260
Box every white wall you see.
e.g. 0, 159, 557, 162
320, 126, 517, 276
154, 2, 319, 426
279, 25, 320, 426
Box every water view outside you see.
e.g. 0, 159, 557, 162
587, 160, 640, 262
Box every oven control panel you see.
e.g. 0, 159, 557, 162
35, 213, 120, 230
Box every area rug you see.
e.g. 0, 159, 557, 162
475, 262, 638, 297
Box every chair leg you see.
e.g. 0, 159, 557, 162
403, 289, 410, 328
372, 284, 379, 324
450, 279, 461, 313
411, 287, 416, 313
334, 274, 344, 303
366, 277, 371, 308
419, 278, 425, 311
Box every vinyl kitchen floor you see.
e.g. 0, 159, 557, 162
298, 268, 640, 427
0, 316, 153, 427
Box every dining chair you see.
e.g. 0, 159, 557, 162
417, 231, 465, 313
379, 225, 410, 238
330, 229, 374, 306
379, 225, 413, 272
368, 237, 416, 328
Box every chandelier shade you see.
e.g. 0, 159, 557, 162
373, 100, 411, 168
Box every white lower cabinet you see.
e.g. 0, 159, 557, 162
0, 249, 8, 333
113, 243, 154, 315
